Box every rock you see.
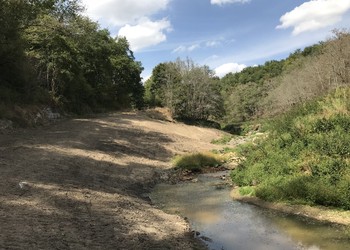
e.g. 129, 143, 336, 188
191, 178, 198, 183
0, 119, 13, 130
19, 181, 30, 189
159, 172, 169, 181
199, 235, 213, 242
192, 230, 200, 236
44, 107, 61, 120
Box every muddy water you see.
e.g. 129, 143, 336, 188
150, 172, 350, 250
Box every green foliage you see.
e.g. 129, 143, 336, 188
222, 76, 273, 124
0, 0, 144, 116
231, 87, 350, 209
173, 152, 223, 171
0, 0, 35, 101
147, 58, 224, 121
212, 147, 236, 154
220, 60, 284, 88
239, 186, 256, 196
219, 39, 330, 124
211, 134, 233, 145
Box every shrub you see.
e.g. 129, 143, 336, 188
231, 87, 350, 209
211, 134, 234, 145
173, 152, 223, 171
239, 186, 256, 196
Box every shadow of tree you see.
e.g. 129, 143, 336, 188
0, 113, 206, 249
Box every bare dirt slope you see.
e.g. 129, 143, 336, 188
0, 111, 223, 249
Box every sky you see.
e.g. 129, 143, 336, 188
81, 0, 350, 80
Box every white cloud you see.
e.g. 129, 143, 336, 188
172, 44, 200, 53
172, 46, 187, 53
277, 0, 350, 35
172, 38, 224, 53
211, 0, 251, 6
215, 63, 246, 78
118, 18, 171, 51
188, 44, 200, 51
206, 40, 220, 47
82, 0, 170, 26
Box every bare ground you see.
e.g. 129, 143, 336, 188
0, 111, 223, 250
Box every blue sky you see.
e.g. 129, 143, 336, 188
81, 0, 350, 79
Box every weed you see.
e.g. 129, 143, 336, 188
211, 134, 233, 145
231, 87, 350, 209
173, 152, 224, 171
239, 186, 256, 196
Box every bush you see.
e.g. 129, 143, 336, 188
211, 134, 234, 145
231, 87, 350, 209
173, 152, 223, 171
239, 186, 256, 196
222, 123, 242, 135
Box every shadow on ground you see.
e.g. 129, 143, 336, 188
0, 112, 206, 249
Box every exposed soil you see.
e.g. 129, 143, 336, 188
0, 111, 223, 249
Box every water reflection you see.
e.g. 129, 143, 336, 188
264, 212, 350, 250
150, 172, 350, 250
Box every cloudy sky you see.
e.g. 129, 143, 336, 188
81, 0, 350, 79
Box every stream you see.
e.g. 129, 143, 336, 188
150, 171, 350, 250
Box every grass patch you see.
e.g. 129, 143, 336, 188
239, 186, 256, 196
173, 152, 224, 171
211, 147, 235, 154
211, 134, 233, 145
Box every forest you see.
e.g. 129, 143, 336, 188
1, 0, 350, 210
1, 0, 144, 116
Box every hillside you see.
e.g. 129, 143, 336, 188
231, 87, 350, 210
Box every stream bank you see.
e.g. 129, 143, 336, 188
230, 188, 350, 226
151, 170, 350, 250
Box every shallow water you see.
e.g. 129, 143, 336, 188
150, 171, 350, 250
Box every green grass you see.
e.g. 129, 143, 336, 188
239, 186, 256, 196
211, 134, 234, 145
173, 152, 224, 171
211, 147, 236, 154
231, 87, 350, 209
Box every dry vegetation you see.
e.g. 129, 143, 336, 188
266, 30, 350, 116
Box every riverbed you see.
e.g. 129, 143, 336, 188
150, 171, 350, 250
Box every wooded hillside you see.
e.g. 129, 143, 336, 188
0, 0, 144, 115
145, 31, 350, 128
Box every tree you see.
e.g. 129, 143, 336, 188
0, 0, 144, 112
0, 0, 31, 99
148, 58, 223, 120
110, 37, 144, 109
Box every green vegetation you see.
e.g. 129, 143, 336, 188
211, 147, 236, 154
2, 1, 350, 212
231, 87, 350, 209
211, 134, 234, 145
218, 33, 347, 124
0, 0, 144, 117
144, 58, 223, 121
239, 186, 256, 197
173, 152, 224, 171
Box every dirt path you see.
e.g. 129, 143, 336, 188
0, 111, 223, 249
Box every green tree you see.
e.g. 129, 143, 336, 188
148, 58, 223, 120
110, 37, 144, 109
0, 0, 31, 100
